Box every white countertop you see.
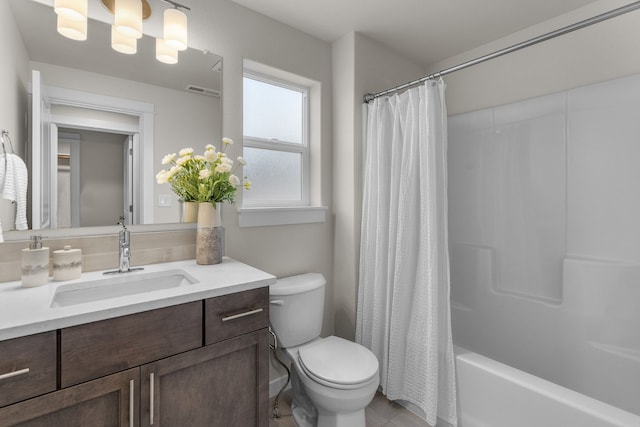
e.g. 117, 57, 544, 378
0, 257, 276, 341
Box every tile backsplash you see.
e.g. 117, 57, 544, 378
0, 230, 196, 283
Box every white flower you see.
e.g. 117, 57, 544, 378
199, 169, 212, 179
205, 144, 216, 151
179, 147, 194, 156
215, 163, 232, 173
222, 156, 233, 165
222, 137, 233, 146
229, 174, 240, 186
176, 156, 189, 166
194, 155, 206, 161
156, 170, 168, 184
236, 156, 246, 166
204, 150, 217, 162
161, 153, 176, 165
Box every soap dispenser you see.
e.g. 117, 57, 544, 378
21, 235, 50, 287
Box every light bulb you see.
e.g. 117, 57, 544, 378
164, 8, 188, 51
115, 0, 143, 39
54, 0, 87, 22
111, 25, 137, 54
57, 13, 87, 41
156, 38, 178, 64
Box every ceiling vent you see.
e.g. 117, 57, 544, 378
185, 84, 221, 97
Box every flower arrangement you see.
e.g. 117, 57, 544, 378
156, 137, 250, 205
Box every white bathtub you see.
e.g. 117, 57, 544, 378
454, 348, 640, 427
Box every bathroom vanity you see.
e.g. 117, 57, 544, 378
0, 258, 274, 427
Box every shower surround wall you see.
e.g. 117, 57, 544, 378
448, 73, 640, 416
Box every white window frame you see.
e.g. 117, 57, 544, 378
242, 71, 310, 208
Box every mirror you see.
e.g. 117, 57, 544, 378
4, 0, 222, 234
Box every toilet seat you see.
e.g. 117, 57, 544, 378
297, 336, 379, 390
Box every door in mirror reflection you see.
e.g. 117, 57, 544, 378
56, 128, 132, 229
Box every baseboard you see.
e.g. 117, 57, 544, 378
269, 373, 291, 398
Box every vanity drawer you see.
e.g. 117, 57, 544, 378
0, 331, 57, 408
60, 301, 202, 387
205, 287, 269, 345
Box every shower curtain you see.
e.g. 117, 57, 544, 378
356, 79, 457, 427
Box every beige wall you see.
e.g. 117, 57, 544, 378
191, 1, 334, 337
332, 32, 424, 339
1, 1, 334, 319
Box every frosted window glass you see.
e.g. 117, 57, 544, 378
243, 147, 302, 202
243, 77, 303, 144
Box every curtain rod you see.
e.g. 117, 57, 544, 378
363, 0, 640, 103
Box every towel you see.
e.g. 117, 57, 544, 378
0, 153, 29, 242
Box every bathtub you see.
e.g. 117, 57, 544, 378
453, 348, 640, 427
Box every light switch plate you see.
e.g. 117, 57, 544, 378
158, 194, 173, 207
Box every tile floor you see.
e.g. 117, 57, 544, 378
268, 390, 430, 427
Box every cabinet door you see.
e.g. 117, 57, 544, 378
140, 329, 269, 427
0, 368, 139, 427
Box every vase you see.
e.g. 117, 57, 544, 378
196, 202, 224, 265
181, 201, 198, 223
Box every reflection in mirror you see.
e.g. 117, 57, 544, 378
3, 0, 222, 234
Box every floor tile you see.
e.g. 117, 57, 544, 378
268, 389, 428, 427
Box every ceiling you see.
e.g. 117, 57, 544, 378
232, 0, 603, 67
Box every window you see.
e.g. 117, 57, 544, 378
242, 72, 309, 207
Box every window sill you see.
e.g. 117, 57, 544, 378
237, 206, 327, 227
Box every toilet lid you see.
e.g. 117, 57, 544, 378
297, 336, 379, 387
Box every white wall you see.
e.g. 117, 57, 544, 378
0, 0, 29, 237
426, 0, 640, 115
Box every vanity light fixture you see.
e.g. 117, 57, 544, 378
54, 0, 190, 64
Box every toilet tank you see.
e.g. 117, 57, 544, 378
269, 273, 325, 348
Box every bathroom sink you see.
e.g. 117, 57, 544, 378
50, 269, 198, 308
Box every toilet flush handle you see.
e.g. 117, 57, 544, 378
270, 299, 284, 306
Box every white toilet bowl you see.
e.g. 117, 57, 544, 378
284, 336, 379, 427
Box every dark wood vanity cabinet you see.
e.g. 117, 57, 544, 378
0, 287, 269, 427
0, 368, 139, 427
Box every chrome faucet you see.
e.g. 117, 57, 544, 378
104, 217, 143, 275
118, 220, 131, 272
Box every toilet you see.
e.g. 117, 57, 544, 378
269, 273, 379, 427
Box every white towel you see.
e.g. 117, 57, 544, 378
0, 153, 29, 241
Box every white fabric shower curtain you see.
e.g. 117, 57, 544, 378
356, 79, 457, 427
